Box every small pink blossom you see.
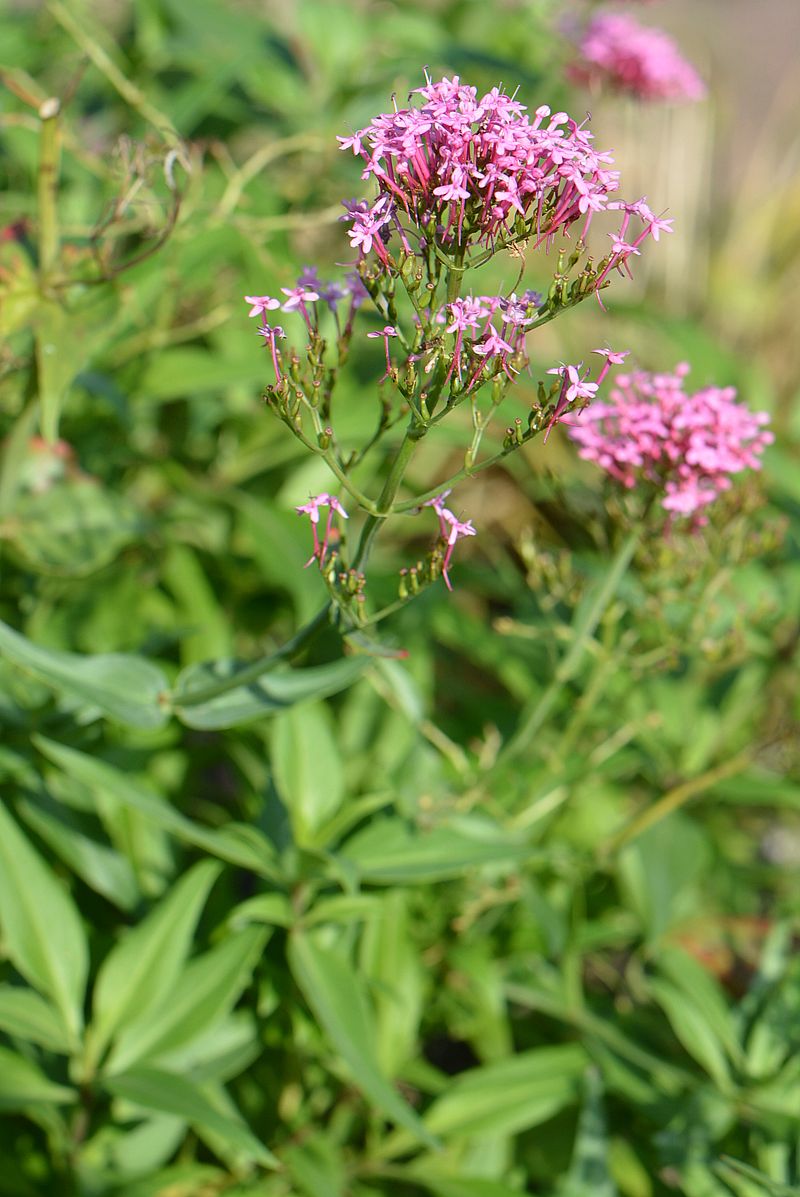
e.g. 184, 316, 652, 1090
296, 493, 349, 566
367, 325, 399, 380
245, 294, 281, 318
423, 491, 476, 590
257, 322, 286, 384
568, 364, 773, 522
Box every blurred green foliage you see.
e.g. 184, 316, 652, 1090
1, 1, 800, 1195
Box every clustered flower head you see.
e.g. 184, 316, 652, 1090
567, 13, 706, 102
338, 73, 665, 262
568, 364, 773, 522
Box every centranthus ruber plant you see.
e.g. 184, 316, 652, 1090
246, 74, 671, 641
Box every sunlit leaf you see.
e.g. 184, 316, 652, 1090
0, 800, 88, 1042
288, 930, 436, 1148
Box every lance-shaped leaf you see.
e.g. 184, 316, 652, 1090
0, 986, 72, 1053
103, 1068, 276, 1167
106, 926, 268, 1074
0, 1045, 76, 1109
0, 800, 87, 1043
35, 737, 278, 878
288, 930, 436, 1149
88, 860, 222, 1070
172, 655, 367, 729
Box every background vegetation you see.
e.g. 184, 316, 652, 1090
1, 1, 799, 1195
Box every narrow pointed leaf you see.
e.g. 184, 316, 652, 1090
288, 931, 436, 1148
35, 737, 277, 877
106, 926, 268, 1073
0, 1045, 76, 1108
90, 860, 221, 1067
103, 1067, 276, 1167
173, 655, 367, 729
0, 986, 72, 1053
0, 800, 87, 1041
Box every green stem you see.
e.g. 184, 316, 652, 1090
37, 97, 61, 288
174, 602, 332, 708
600, 750, 751, 859
498, 526, 642, 764
393, 436, 514, 512
351, 423, 425, 570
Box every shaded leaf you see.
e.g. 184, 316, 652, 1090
0, 986, 72, 1053
0, 618, 169, 729
173, 655, 368, 729
0, 1045, 76, 1109
35, 737, 278, 877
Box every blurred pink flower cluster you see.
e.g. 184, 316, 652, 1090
568, 364, 773, 521
568, 13, 705, 102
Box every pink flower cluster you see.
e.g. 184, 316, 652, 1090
568, 13, 706, 102
441, 291, 540, 387
568, 364, 773, 521
339, 74, 637, 257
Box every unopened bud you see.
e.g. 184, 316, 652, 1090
317, 427, 332, 450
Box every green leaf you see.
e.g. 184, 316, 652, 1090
103, 1068, 276, 1168
106, 926, 268, 1073
657, 947, 741, 1065
18, 799, 140, 911
648, 978, 731, 1089
0, 1045, 76, 1109
423, 1044, 586, 1138
288, 930, 437, 1148
173, 655, 368, 729
341, 816, 531, 884
559, 1069, 618, 1197
35, 737, 278, 877
0, 800, 88, 1042
0, 618, 169, 729
272, 702, 345, 842
411, 1174, 527, 1197
88, 860, 222, 1069
0, 986, 72, 1053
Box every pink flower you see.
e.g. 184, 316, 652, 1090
256, 322, 286, 384
423, 491, 476, 590
296, 493, 349, 566
568, 13, 706, 103
568, 364, 773, 522
245, 294, 281, 318
366, 325, 398, 380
